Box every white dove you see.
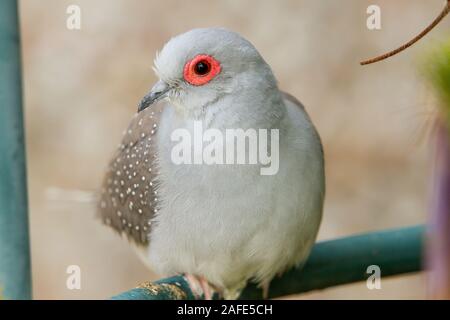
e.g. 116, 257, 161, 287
98, 28, 325, 300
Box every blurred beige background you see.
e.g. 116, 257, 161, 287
19, 0, 450, 299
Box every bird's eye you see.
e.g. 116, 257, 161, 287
183, 54, 221, 86
194, 61, 210, 75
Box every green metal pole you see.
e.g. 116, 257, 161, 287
241, 224, 424, 299
0, 0, 32, 300
112, 225, 424, 300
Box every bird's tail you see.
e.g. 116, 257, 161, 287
44, 186, 99, 206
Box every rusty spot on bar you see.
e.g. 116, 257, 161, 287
137, 281, 188, 299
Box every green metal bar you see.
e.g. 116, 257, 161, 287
0, 0, 32, 300
111, 225, 424, 300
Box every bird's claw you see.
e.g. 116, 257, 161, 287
184, 274, 216, 300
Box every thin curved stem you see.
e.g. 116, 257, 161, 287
360, 1, 450, 65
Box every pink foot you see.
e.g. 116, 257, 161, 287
184, 274, 216, 300
262, 282, 270, 299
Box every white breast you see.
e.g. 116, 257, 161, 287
146, 97, 324, 295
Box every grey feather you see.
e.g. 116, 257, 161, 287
97, 102, 164, 246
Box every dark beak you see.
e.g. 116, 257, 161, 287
138, 80, 170, 112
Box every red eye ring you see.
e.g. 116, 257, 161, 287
183, 54, 221, 86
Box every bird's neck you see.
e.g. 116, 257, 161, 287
178, 88, 285, 131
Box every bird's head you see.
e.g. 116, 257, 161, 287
138, 28, 280, 120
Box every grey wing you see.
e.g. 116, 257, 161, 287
97, 102, 164, 247
281, 91, 305, 112
281, 90, 324, 157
